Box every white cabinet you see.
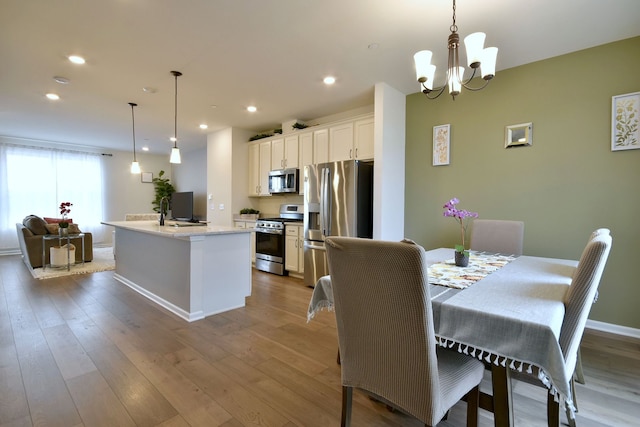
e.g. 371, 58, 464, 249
285, 224, 304, 274
298, 131, 313, 170
313, 128, 329, 164
234, 221, 256, 263
354, 117, 374, 160
328, 116, 374, 162
329, 122, 354, 162
272, 135, 300, 170
249, 140, 271, 196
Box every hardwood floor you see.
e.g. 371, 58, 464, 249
1, 254, 639, 426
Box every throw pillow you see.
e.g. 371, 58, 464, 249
68, 223, 81, 233
23, 215, 49, 235
44, 217, 73, 224
45, 223, 59, 234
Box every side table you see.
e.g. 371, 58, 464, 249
42, 233, 85, 271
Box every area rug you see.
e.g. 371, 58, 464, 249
31, 247, 115, 280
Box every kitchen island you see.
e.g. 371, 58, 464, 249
102, 220, 252, 322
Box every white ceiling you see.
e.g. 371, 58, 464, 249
2, 0, 640, 155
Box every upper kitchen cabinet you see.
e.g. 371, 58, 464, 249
329, 115, 374, 162
298, 131, 313, 170
354, 116, 374, 160
272, 135, 299, 170
248, 140, 272, 196
329, 122, 354, 162
313, 128, 329, 164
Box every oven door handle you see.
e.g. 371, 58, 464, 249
255, 228, 283, 235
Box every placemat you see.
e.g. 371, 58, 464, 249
428, 252, 516, 289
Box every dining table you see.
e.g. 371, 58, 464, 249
307, 247, 579, 427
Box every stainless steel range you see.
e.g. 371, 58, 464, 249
255, 204, 303, 275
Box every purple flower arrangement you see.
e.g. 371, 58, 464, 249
443, 197, 478, 255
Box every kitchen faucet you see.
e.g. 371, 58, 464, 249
159, 196, 169, 226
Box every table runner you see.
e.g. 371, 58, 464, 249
428, 251, 516, 289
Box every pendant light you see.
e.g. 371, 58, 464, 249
169, 70, 182, 164
128, 102, 141, 174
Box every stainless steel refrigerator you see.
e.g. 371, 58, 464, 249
303, 159, 374, 287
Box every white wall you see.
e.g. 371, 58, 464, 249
102, 150, 172, 243
172, 147, 207, 220
207, 127, 254, 226
373, 82, 406, 241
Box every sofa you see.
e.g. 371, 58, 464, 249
16, 215, 93, 268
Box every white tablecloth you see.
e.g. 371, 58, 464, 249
307, 247, 578, 409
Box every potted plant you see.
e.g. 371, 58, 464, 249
443, 197, 478, 267
239, 208, 260, 220
292, 122, 308, 130
152, 170, 175, 215
58, 201, 73, 236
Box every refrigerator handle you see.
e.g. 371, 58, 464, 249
319, 168, 326, 235
322, 167, 332, 236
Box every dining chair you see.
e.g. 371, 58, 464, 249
325, 236, 485, 427
513, 229, 612, 427
469, 219, 525, 255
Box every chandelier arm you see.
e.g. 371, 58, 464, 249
461, 77, 492, 92
421, 83, 447, 99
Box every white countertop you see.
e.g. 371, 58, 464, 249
102, 220, 252, 238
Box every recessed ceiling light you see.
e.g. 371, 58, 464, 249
199, 124, 208, 129
142, 146, 149, 151
143, 87, 157, 93
368, 43, 379, 50
247, 106, 257, 113
68, 55, 85, 65
53, 76, 70, 84
323, 76, 336, 85
45, 93, 60, 100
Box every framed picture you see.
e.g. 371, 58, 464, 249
433, 124, 450, 166
505, 123, 533, 148
141, 172, 153, 183
612, 91, 640, 151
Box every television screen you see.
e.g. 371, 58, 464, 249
171, 191, 194, 221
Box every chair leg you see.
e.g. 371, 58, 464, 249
575, 349, 586, 385
466, 386, 480, 427
547, 392, 560, 427
570, 377, 578, 411
564, 400, 577, 427
341, 386, 353, 427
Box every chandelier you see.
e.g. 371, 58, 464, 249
169, 70, 182, 164
413, 0, 498, 100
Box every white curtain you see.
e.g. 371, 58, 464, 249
0, 143, 106, 252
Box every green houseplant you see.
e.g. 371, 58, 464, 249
152, 170, 175, 215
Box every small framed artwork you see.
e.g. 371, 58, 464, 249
141, 172, 153, 183
433, 124, 450, 166
505, 123, 533, 148
612, 91, 640, 151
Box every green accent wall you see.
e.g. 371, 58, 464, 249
405, 36, 640, 329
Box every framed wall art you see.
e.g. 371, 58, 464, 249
505, 122, 533, 148
612, 91, 640, 151
141, 172, 153, 183
433, 124, 450, 166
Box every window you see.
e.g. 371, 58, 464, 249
0, 143, 105, 251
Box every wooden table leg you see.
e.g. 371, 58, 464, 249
491, 364, 514, 427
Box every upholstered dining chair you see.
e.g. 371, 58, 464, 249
469, 219, 525, 255
325, 236, 485, 427
513, 229, 612, 427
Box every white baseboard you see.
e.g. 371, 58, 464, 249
586, 319, 640, 339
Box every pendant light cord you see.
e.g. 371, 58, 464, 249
171, 71, 182, 149
129, 102, 137, 161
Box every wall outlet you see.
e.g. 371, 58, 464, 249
219, 203, 225, 210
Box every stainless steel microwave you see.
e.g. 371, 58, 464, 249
268, 168, 299, 194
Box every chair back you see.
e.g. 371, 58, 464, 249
559, 231, 612, 375
470, 219, 524, 255
325, 236, 443, 422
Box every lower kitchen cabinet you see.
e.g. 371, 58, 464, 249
234, 220, 256, 263
285, 223, 303, 276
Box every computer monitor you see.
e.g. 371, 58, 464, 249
171, 191, 194, 221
